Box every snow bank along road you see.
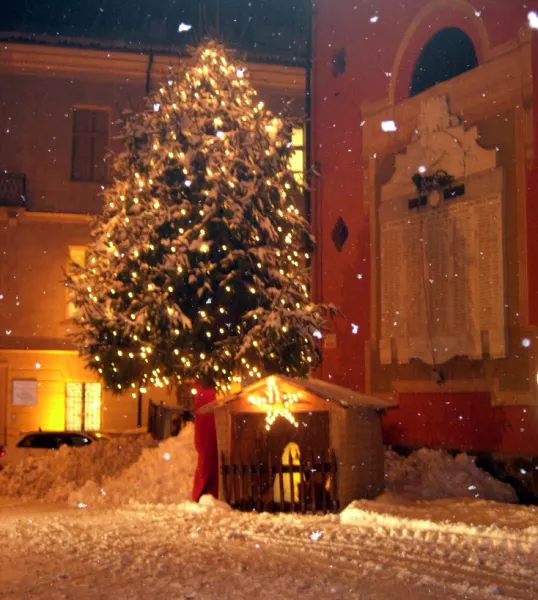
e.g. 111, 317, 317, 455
1, 499, 537, 600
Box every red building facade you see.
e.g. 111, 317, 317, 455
311, 0, 538, 454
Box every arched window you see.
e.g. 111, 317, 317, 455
410, 28, 478, 97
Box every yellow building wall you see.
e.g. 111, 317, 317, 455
0, 42, 304, 448
0, 216, 91, 343
0, 349, 174, 448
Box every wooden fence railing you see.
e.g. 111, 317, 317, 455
221, 449, 339, 514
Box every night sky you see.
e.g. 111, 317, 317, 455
0, 0, 309, 61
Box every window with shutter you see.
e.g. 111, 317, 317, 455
71, 108, 109, 182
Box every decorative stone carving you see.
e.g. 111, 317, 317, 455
381, 96, 498, 203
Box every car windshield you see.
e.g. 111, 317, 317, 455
17, 434, 60, 449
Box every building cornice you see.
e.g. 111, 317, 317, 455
0, 208, 93, 225
0, 39, 305, 92
0, 337, 78, 352
21, 210, 93, 224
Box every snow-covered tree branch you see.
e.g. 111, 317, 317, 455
66, 41, 333, 395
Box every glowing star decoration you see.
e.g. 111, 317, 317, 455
248, 377, 300, 431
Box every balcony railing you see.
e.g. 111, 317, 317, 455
0, 172, 26, 207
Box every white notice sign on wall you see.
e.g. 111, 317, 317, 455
12, 380, 38, 406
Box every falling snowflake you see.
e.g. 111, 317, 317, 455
528, 12, 538, 29
381, 120, 397, 132
370, 15, 379, 23
351, 323, 359, 335
178, 22, 192, 33
522, 337, 531, 348
309, 530, 324, 541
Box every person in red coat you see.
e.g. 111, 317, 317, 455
192, 386, 219, 501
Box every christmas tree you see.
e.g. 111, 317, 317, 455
66, 41, 331, 397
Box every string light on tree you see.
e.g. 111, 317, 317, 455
65, 40, 334, 395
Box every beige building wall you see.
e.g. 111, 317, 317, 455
330, 406, 385, 507
0, 42, 305, 448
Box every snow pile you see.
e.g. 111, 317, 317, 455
0, 434, 157, 502
68, 424, 197, 507
340, 500, 536, 546
384, 448, 517, 502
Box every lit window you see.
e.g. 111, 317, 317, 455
65, 382, 102, 431
71, 108, 109, 182
289, 127, 305, 185
67, 246, 86, 318
83, 383, 102, 431
69, 246, 86, 268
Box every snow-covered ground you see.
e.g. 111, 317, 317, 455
0, 424, 517, 506
1, 496, 537, 599
1, 427, 536, 598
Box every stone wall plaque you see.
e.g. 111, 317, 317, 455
376, 95, 507, 367
379, 169, 506, 365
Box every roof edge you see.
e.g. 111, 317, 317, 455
198, 375, 397, 414
0, 32, 306, 68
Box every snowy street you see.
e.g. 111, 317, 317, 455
1, 425, 537, 599
1, 498, 537, 600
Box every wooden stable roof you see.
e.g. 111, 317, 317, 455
199, 375, 396, 414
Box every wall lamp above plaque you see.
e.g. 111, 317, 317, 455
408, 169, 465, 210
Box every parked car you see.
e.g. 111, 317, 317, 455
0, 431, 109, 470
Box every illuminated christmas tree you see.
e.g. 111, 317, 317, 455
66, 41, 330, 396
